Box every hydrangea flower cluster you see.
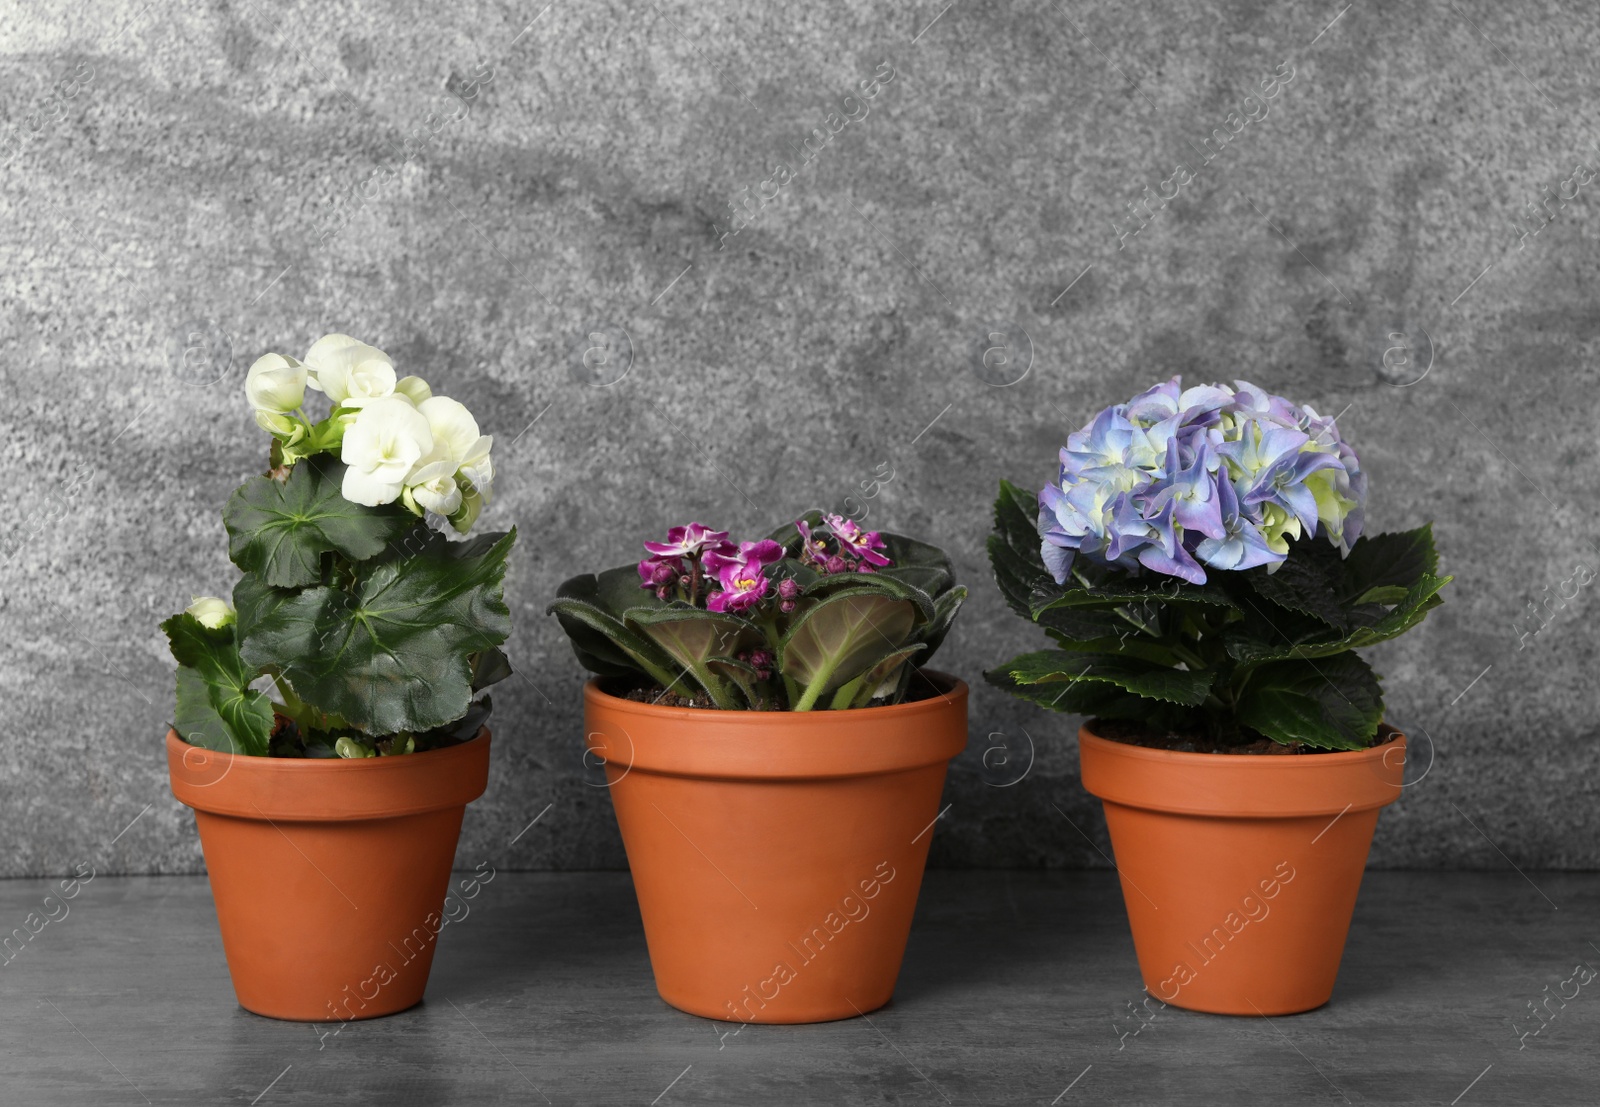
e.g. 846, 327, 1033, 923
637, 514, 893, 615
1039, 377, 1366, 585
243, 334, 495, 535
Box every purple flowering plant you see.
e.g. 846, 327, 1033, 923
988, 377, 1451, 750
550, 513, 965, 710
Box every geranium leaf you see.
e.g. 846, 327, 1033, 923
239, 528, 516, 735
162, 613, 274, 756
1236, 653, 1382, 750
224, 454, 414, 588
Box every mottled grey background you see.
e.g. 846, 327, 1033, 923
2, 0, 1596, 878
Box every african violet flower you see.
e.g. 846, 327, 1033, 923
1039, 377, 1366, 585
644, 523, 736, 561
798, 514, 891, 574
705, 540, 784, 613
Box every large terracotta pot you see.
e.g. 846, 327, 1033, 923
584, 673, 968, 1024
166, 728, 491, 1021
1077, 724, 1404, 1016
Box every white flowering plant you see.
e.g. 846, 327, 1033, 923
162, 335, 515, 758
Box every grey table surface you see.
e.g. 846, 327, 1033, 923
0, 870, 1594, 1106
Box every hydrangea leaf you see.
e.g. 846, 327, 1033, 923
983, 663, 1196, 730
1341, 524, 1438, 597
988, 649, 1215, 706
224, 454, 413, 588
1235, 653, 1382, 750
1226, 572, 1452, 663
780, 590, 919, 710
162, 613, 274, 756
239, 529, 516, 735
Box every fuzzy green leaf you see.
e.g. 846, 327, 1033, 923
1235, 653, 1383, 750
224, 454, 415, 588
781, 590, 919, 709
163, 613, 274, 756
239, 529, 516, 735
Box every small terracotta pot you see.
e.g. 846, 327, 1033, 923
167, 729, 491, 1021
1078, 724, 1405, 1016
584, 673, 968, 1024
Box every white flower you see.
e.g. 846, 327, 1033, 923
414, 397, 484, 467
244, 353, 307, 414
340, 396, 433, 506
186, 596, 236, 630
409, 474, 463, 516
302, 334, 396, 408
395, 375, 432, 405
458, 440, 494, 503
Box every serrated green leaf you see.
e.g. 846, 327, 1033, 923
1342, 524, 1438, 596
1226, 573, 1452, 663
163, 613, 274, 756
1242, 540, 1350, 627
1236, 653, 1382, 750
991, 649, 1216, 706
224, 454, 415, 588
984, 663, 1182, 723
239, 529, 517, 735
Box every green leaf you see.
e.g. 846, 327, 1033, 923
917, 585, 967, 667
224, 455, 416, 588
162, 613, 274, 756
1226, 572, 1452, 663
239, 529, 517, 735
992, 479, 1042, 560
781, 590, 919, 710
1342, 524, 1438, 596
801, 569, 934, 622
990, 649, 1216, 706
1236, 653, 1383, 750
1241, 540, 1351, 628
984, 664, 1184, 724
845, 642, 926, 707
624, 607, 756, 709
232, 571, 301, 646
547, 572, 683, 683
471, 647, 513, 692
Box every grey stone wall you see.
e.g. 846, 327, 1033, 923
3, 1, 1596, 877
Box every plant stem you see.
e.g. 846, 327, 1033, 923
792, 657, 843, 711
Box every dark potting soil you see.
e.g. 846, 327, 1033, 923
1089, 717, 1387, 756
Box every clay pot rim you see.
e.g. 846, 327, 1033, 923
1078, 722, 1407, 818
1079, 721, 1404, 766
583, 670, 968, 781
166, 727, 491, 821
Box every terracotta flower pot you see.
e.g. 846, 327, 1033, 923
584, 673, 968, 1024
166, 728, 491, 1021
1077, 724, 1405, 1016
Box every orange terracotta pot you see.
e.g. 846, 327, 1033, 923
584, 673, 968, 1024
1078, 724, 1405, 1016
166, 728, 491, 1021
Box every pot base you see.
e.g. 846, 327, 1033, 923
1080, 726, 1404, 1017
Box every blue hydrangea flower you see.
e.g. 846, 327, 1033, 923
1038, 376, 1366, 585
